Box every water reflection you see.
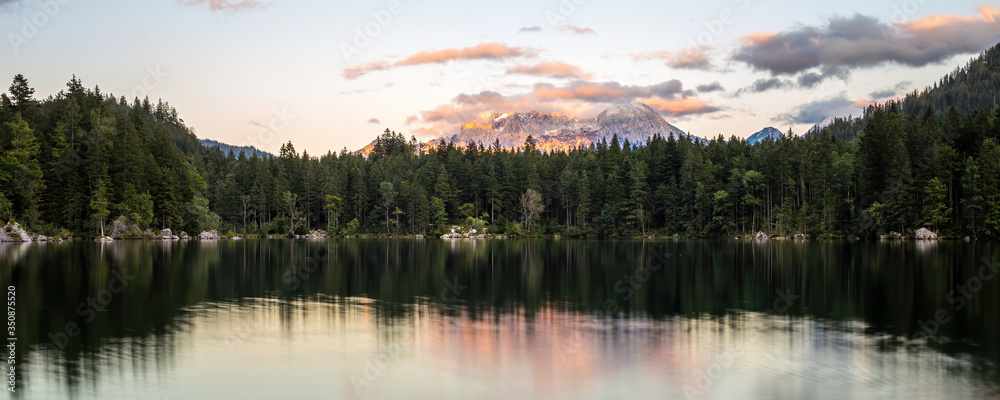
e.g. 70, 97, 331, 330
1, 239, 999, 399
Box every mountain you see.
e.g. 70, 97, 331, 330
199, 139, 273, 158
405, 102, 702, 153
746, 127, 784, 145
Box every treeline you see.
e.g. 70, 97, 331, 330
811, 42, 1000, 142
3, 60, 1000, 238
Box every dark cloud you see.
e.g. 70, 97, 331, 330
736, 78, 793, 95
869, 81, 913, 99
797, 73, 824, 88
367, 118, 381, 125
519, 26, 543, 33
773, 95, 856, 125
732, 7, 1000, 77
696, 81, 725, 93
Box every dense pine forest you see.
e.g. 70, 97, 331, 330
4, 45, 1000, 239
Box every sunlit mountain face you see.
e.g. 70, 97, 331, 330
360, 102, 703, 154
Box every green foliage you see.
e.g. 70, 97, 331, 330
429, 196, 447, 234
7, 57, 1000, 239
921, 177, 951, 231
0, 192, 10, 221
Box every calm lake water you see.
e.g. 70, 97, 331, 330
1, 239, 999, 399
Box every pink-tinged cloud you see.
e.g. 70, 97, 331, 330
561, 25, 596, 35
634, 96, 722, 117
505, 61, 594, 79
343, 61, 391, 80
179, 0, 268, 10
732, 6, 1000, 77
343, 42, 539, 79
367, 118, 381, 125
634, 45, 715, 70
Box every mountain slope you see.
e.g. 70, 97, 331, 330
809, 42, 1000, 141
414, 102, 701, 153
747, 127, 783, 145
200, 139, 273, 158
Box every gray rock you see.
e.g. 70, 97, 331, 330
1, 222, 32, 242
755, 231, 768, 240
197, 230, 220, 240
303, 230, 328, 239
915, 228, 938, 240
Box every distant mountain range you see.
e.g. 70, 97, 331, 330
360, 102, 706, 154
199, 139, 273, 158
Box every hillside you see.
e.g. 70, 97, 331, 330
810, 42, 1000, 141
199, 139, 273, 159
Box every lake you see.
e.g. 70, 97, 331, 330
1, 239, 999, 399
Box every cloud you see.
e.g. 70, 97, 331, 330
634, 96, 722, 117
732, 6, 1000, 78
561, 25, 596, 35
505, 61, 593, 79
869, 81, 912, 99
772, 95, 857, 125
736, 78, 793, 95
532, 80, 689, 103
519, 26, 543, 33
367, 118, 381, 125
343, 42, 539, 79
634, 45, 715, 70
696, 81, 725, 93
179, 0, 269, 10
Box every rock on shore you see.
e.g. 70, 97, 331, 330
0, 222, 32, 242
197, 230, 220, 240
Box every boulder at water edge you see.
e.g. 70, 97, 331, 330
915, 228, 938, 240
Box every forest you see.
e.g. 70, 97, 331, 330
4, 44, 1000, 239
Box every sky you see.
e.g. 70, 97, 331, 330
2, 0, 999, 154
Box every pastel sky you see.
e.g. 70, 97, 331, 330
2, 0, 999, 154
